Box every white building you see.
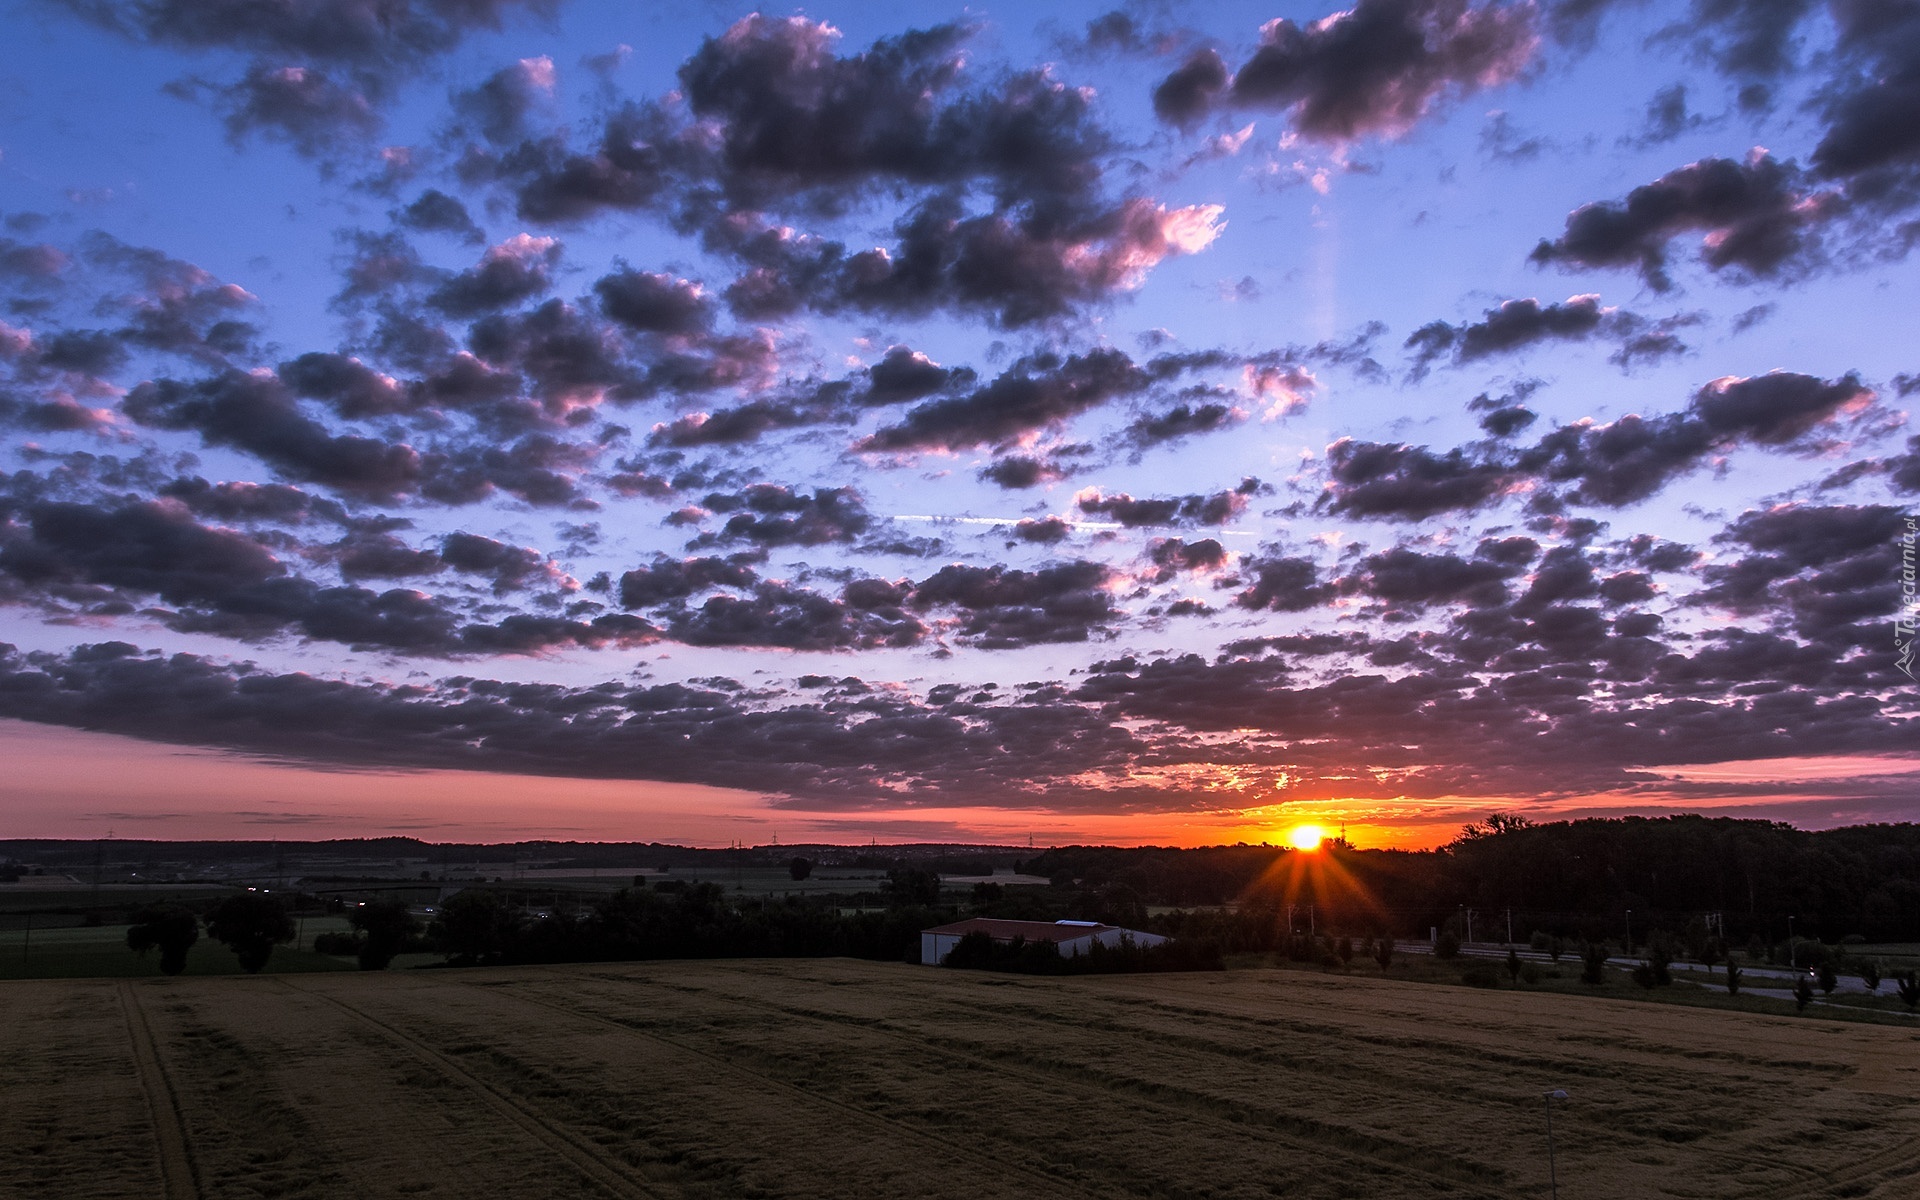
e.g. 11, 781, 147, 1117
919, 918, 1168, 965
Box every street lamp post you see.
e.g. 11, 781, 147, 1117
1787, 914, 1796, 966
1625, 909, 1632, 952
1544, 1089, 1569, 1199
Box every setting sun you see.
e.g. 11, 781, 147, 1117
1288, 825, 1325, 851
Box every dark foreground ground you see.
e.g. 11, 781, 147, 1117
3, 958, 1916, 1199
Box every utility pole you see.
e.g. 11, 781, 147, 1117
1506, 908, 1513, 946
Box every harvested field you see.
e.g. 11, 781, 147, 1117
2, 960, 1917, 1199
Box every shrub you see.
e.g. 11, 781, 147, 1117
1460, 963, 1503, 988
1518, 962, 1542, 985
1861, 960, 1882, 993
1816, 962, 1838, 995
312, 931, 363, 955
1644, 932, 1674, 985
1434, 931, 1461, 960
1581, 941, 1609, 986
1794, 974, 1815, 1012
1725, 960, 1743, 995
1547, 937, 1566, 963
1335, 936, 1354, 966
1529, 931, 1552, 952
1373, 938, 1394, 971
1505, 948, 1523, 983
787, 857, 813, 882
1896, 971, 1920, 1011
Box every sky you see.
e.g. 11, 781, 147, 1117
0, 0, 1916, 849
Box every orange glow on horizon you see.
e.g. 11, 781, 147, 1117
2, 721, 1914, 848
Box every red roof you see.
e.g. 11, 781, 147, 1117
921, 918, 1115, 944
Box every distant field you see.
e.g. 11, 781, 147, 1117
3, 961, 1918, 1199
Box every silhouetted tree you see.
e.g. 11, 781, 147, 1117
206, 892, 295, 974
126, 907, 198, 976
787, 857, 813, 882
880, 868, 941, 908
1434, 930, 1461, 959
1724, 959, 1742, 995
1816, 961, 1838, 995
1373, 938, 1394, 971
1794, 973, 1815, 1011
349, 897, 418, 971
1861, 960, 1881, 993
432, 890, 524, 964
1581, 941, 1609, 986
1506, 948, 1523, 983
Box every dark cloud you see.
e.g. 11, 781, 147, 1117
1685, 0, 1817, 83
428, 234, 560, 318
1012, 516, 1073, 544
64, 0, 553, 152
1234, 555, 1335, 611
395, 189, 485, 243
1351, 546, 1519, 609
1689, 370, 1873, 445
214, 63, 379, 153
979, 455, 1073, 489
861, 347, 1148, 453
907, 560, 1118, 648
1152, 48, 1230, 126
158, 476, 347, 525
1320, 439, 1516, 520
1123, 396, 1245, 448
1810, 3, 1920, 186
1407, 295, 1608, 369
593, 268, 711, 335
1157, 0, 1539, 140
330, 531, 440, 580
439, 532, 556, 593
124, 372, 422, 501
1631, 83, 1703, 146
278, 351, 413, 420
618, 555, 758, 608
715, 193, 1225, 329
1530, 155, 1833, 291
647, 397, 836, 448
663, 581, 926, 651
1076, 484, 1249, 527
863, 345, 972, 406
1145, 536, 1229, 579
452, 56, 555, 146
695, 484, 871, 548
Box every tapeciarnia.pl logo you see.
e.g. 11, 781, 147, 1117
1899, 515, 1917, 680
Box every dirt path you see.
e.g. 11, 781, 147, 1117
275, 979, 657, 1200
117, 982, 200, 1200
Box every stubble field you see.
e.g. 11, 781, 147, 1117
2, 958, 1916, 1200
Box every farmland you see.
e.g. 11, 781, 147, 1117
3, 960, 1917, 1199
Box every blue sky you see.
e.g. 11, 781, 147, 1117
0, 0, 1915, 845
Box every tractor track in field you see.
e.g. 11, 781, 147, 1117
117, 982, 201, 1200
557, 970, 1510, 1197
273, 979, 665, 1200
481, 979, 1112, 1200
